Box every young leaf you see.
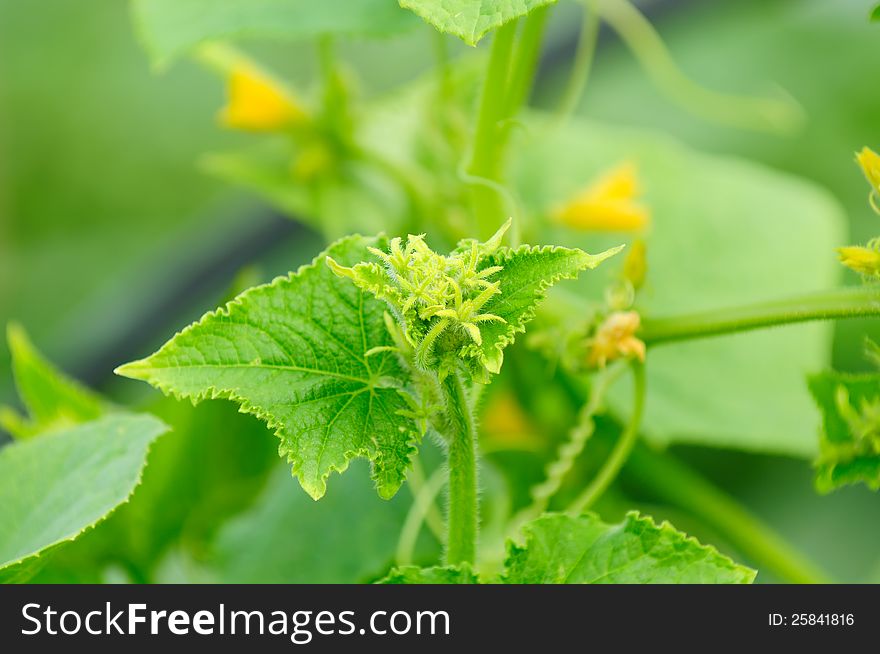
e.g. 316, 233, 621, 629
329, 224, 620, 380
0, 323, 107, 439
468, 244, 623, 374
0, 414, 167, 582
133, 0, 418, 67
115, 235, 422, 501
504, 512, 756, 583
809, 371, 880, 493
399, 0, 557, 46
379, 563, 478, 584
381, 512, 755, 584
872, 4, 880, 22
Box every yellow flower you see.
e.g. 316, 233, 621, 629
837, 245, 880, 277
588, 311, 646, 368
554, 162, 650, 232
220, 66, 307, 132
856, 147, 880, 194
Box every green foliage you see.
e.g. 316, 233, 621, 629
132, 0, 417, 67
0, 323, 108, 438
399, 0, 557, 46
504, 512, 755, 583
328, 220, 620, 380
515, 117, 843, 457
809, 371, 880, 492
116, 235, 423, 501
872, 5, 880, 21
0, 414, 167, 581
380, 512, 755, 583
380, 563, 478, 584
206, 461, 440, 583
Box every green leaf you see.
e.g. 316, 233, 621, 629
872, 5, 880, 21
809, 371, 880, 493
0, 414, 167, 581
471, 244, 623, 374
399, 0, 557, 46
115, 235, 422, 501
329, 224, 619, 380
504, 512, 755, 584
132, 0, 418, 67
379, 563, 478, 584
205, 460, 440, 583
0, 323, 108, 439
514, 115, 844, 457
382, 512, 755, 584
200, 141, 406, 240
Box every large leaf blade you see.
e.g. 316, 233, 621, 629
0, 414, 167, 580
514, 116, 843, 457
116, 235, 422, 500
504, 512, 755, 584
379, 511, 755, 583
133, 0, 418, 67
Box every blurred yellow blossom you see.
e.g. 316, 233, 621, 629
220, 65, 307, 132
837, 245, 880, 277
554, 162, 650, 232
856, 147, 880, 195
588, 311, 646, 368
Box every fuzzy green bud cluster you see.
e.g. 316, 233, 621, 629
327, 220, 512, 379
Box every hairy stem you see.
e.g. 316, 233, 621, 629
467, 20, 518, 238
568, 361, 645, 514
443, 371, 479, 565
556, 2, 600, 123
624, 445, 833, 584
641, 286, 880, 346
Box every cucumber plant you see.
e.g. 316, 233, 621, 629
3, 0, 880, 584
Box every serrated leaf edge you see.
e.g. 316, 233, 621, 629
505, 511, 757, 584
472, 243, 623, 372
115, 234, 421, 500
0, 414, 169, 578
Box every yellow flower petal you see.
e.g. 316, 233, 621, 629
588, 311, 646, 368
220, 66, 307, 132
554, 162, 650, 232
837, 245, 880, 277
856, 147, 880, 194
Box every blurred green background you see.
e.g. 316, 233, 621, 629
2, 0, 879, 582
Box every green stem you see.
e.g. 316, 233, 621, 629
467, 20, 518, 238
504, 7, 550, 118
595, 0, 802, 134
568, 361, 645, 514
406, 455, 446, 541
398, 466, 446, 566
624, 445, 833, 584
510, 361, 625, 534
556, 2, 600, 123
443, 371, 479, 565
641, 285, 880, 346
